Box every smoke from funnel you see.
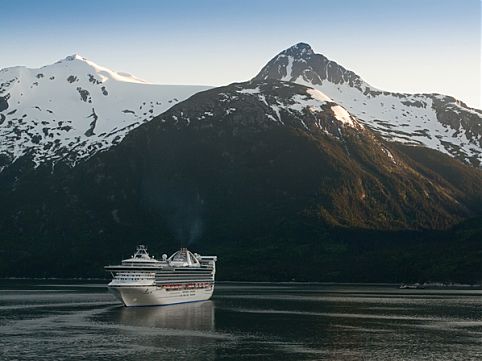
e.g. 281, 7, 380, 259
141, 178, 205, 246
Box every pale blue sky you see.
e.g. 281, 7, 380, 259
1, 0, 480, 107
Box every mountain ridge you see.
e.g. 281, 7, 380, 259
254, 43, 482, 166
0, 56, 211, 168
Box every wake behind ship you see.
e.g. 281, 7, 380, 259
105, 245, 217, 307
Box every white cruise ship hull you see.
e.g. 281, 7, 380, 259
108, 285, 214, 307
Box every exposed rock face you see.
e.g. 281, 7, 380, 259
0, 93, 9, 112
254, 43, 482, 166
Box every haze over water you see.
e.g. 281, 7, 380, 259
0, 280, 481, 360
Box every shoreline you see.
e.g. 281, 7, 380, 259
1, 277, 480, 289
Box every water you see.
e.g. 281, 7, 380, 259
0, 280, 481, 360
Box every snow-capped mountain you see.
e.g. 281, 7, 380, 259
0, 54, 210, 167
254, 43, 482, 166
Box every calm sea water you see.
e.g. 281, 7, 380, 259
0, 280, 481, 361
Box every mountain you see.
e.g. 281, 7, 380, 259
0, 48, 481, 282
254, 43, 482, 166
0, 54, 210, 168
1, 79, 481, 281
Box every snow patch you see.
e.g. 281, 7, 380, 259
270, 104, 283, 124
281, 56, 294, 81
237, 87, 260, 94
331, 105, 355, 127
382, 147, 397, 164
307, 88, 331, 103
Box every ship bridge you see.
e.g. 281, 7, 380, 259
120, 245, 162, 266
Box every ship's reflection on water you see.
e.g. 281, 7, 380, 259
117, 300, 215, 331
111, 301, 219, 360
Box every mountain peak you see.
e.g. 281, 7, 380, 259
282, 42, 314, 57
255, 42, 370, 89
66, 53, 86, 61
49, 54, 149, 84
58, 54, 89, 63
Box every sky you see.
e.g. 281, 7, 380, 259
1, 0, 481, 108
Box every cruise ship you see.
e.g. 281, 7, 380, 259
105, 245, 217, 307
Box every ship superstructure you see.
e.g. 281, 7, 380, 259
105, 245, 217, 306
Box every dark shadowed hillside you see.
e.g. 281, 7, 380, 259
0, 81, 481, 282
